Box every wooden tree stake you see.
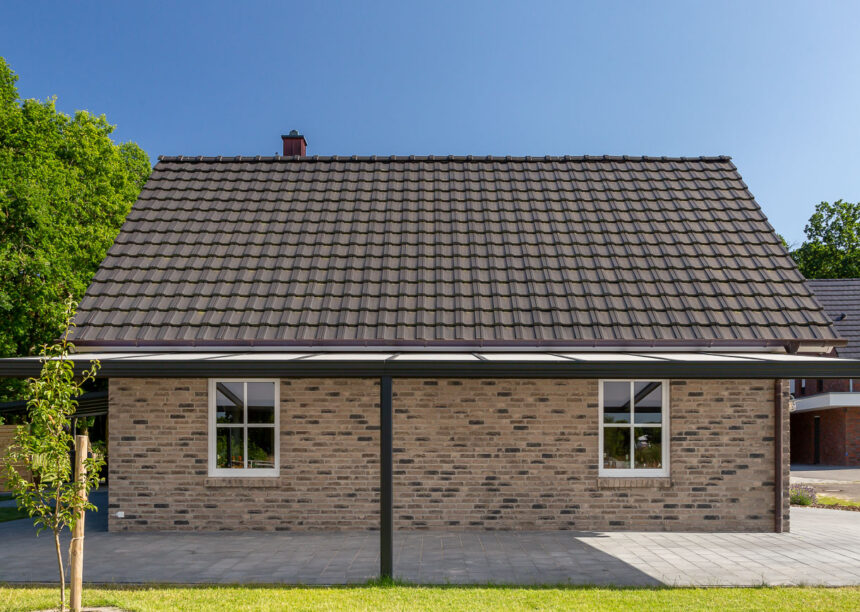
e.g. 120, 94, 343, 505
70, 435, 87, 612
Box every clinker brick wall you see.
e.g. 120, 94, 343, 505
393, 379, 788, 532
108, 378, 379, 531
109, 378, 789, 532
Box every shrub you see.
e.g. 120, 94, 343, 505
790, 485, 817, 506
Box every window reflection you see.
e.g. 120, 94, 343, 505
603, 381, 631, 424
634, 427, 662, 469
602, 381, 666, 474
212, 381, 277, 473
247, 382, 275, 424
216, 382, 244, 423
248, 428, 275, 469
634, 382, 662, 424
603, 427, 631, 469
216, 427, 244, 469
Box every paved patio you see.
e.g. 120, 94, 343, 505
1, 492, 859, 586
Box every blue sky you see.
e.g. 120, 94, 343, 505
2, 1, 859, 244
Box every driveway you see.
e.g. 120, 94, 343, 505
791, 464, 860, 502
1, 492, 859, 586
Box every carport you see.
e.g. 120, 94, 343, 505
2, 349, 859, 580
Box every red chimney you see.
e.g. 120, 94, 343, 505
281, 130, 307, 156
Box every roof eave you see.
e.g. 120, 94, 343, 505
68, 338, 844, 353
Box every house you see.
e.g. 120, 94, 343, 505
2, 134, 859, 569
790, 279, 860, 465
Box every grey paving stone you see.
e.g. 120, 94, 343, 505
1, 499, 859, 586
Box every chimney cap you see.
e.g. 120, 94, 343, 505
281, 130, 306, 140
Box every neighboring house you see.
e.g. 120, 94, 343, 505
1, 134, 858, 548
790, 279, 860, 466
0, 424, 23, 491
0, 392, 109, 490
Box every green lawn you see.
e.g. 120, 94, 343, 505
817, 495, 860, 508
0, 585, 857, 612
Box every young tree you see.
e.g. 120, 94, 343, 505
3, 300, 103, 612
791, 199, 860, 278
0, 56, 150, 400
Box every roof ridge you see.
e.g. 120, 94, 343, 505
155, 154, 734, 163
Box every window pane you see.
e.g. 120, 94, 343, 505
603, 427, 631, 469
603, 381, 630, 423
247, 382, 275, 424
216, 382, 244, 424
247, 427, 275, 469
634, 381, 662, 424
216, 427, 245, 469
634, 427, 663, 469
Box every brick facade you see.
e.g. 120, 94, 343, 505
109, 377, 789, 533
791, 377, 860, 397
108, 378, 379, 531
791, 406, 860, 466
848, 407, 860, 465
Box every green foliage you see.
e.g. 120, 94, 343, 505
2, 299, 104, 611
789, 485, 817, 506
0, 56, 150, 400
791, 200, 860, 279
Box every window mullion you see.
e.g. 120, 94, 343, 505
243, 382, 249, 470
629, 382, 635, 470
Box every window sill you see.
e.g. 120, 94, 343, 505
597, 477, 672, 489
204, 477, 280, 488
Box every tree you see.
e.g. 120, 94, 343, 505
0, 56, 150, 400
3, 300, 103, 612
791, 199, 860, 278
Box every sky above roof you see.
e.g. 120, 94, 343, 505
2, 1, 859, 245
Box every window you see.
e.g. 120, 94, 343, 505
208, 379, 279, 477
599, 380, 669, 477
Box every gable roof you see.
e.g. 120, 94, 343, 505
805, 279, 860, 359
71, 155, 839, 349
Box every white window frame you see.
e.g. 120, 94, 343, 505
598, 379, 670, 478
208, 378, 280, 477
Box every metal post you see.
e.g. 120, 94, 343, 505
380, 375, 393, 579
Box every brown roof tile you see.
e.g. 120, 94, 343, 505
71, 155, 838, 347
806, 279, 860, 358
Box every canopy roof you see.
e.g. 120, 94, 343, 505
0, 351, 857, 379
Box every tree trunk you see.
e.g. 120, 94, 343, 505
54, 529, 65, 612
70, 435, 87, 611
54, 477, 66, 612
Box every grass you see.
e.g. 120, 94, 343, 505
0, 585, 858, 612
0, 506, 26, 523
816, 495, 860, 508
